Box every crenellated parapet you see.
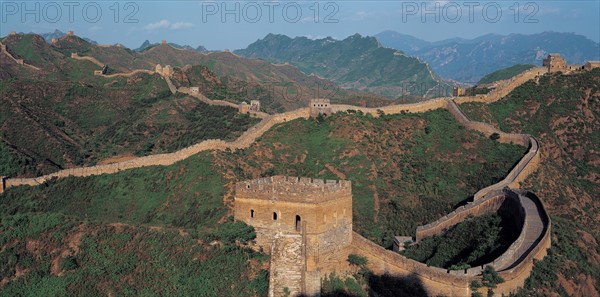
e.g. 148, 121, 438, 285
236, 175, 352, 203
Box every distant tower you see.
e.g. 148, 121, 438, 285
9, 31, 17, 36
66, 31, 74, 36
155, 64, 163, 75
51, 38, 59, 44
162, 65, 173, 77
250, 100, 260, 112
543, 53, 567, 73
453, 87, 466, 97
162, 40, 167, 44
309, 98, 332, 118
239, 102, 250, 114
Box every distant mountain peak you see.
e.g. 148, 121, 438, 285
376, 30, 600, 82
235, 33, 445, 98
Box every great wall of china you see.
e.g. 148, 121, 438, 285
0, 41, 41, 71
0, 40, 567, 296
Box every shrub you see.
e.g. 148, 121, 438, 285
347, 254, 368, 267
59, 255, 79, 271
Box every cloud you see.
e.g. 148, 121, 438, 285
144, 19, 194, 31
145, 19, 171, 30
170, 22, 194, 30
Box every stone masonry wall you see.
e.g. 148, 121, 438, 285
3, 109, 311, 191
415, 190, 515, 241
268, 234, 304, 297
0, 42, 41, 71
350, 233, 472, 296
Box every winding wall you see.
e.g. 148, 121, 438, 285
0, 48, 554, 296
70, 53, 104, 67
350, 188, 551, 297
0, 65, 543, 196
0, 42, 41, 71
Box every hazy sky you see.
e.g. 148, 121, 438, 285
1, 1, 599, 50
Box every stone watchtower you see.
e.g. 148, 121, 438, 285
543, 53, 566, 73
235, 175, 352, 297
309, 99, 332, 118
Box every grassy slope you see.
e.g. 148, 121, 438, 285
460, 69, 600, 296
0, 76, 259, 177
0, 153, 269, 296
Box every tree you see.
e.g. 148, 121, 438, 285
481, 266, 504, 296
347, 254, 369, 276
347, 254, 368, 267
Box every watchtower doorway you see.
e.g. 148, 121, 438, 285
295, 215, 302, 232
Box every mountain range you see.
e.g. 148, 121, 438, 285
234, 33, 450, 99
33, 30, 208, 53
376, 31, 600, 82
135, 39, 207, 52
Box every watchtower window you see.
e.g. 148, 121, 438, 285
273, 212, 278, 220
250, 209, 254, 218
295, 215, 301, 232
246, 184, 250, 189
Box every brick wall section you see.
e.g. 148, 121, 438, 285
446, 100, 541, 200
101, 69, 155, 78
350, 232, 472, 296
416, 190, 508, 241
454, 67, 548, 104
163, 76, 177, 94
0, 42, 42, 71
178, 87, 269, 119
493, 191, 551, 296
70, 53, 105, 67
2, 108, 312, 190
268, 234, 304, 297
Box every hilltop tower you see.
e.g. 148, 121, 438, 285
66, 31, 74, 36
309, 99, 332, 118
235, 175, 353, 296
543, 53, 566, 72
250, 100, 261, 112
